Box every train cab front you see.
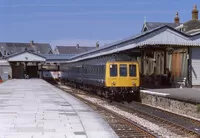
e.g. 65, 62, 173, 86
105, 61, 141, 102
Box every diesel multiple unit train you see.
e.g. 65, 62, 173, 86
60, 55, 140, 102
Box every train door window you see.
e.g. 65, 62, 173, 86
120, 64, 127, 77
110, 64, 117, 77
129, 64, 136, 77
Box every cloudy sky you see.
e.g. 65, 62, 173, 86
0, 0, 199, 48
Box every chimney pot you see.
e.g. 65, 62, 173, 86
30, 40, 34, 45
174, 12, 180, 23
192, 4, 198, 20
96, 41, 99, 48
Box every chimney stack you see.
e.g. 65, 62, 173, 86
174, 12, 180, 23
76, 44, 80, 49
96, 41, 99, 48
30, 40, 34, 46
192, 4, 198, 20
30, 40, 36, 52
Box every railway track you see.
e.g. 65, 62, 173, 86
77, 94, 158, 138
50, 81, 200, 138
113, 102, 200, 138
115, 101, 200, 137
48, 81, 158, 138
74, 92, 200, 137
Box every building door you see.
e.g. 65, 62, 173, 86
171, 53, 181, 78
171, 52, 182, 80
171, 50, 188, 83
12, 63, 24, 79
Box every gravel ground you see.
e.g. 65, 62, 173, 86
76, 94, 195, 138
57, 85, 195, 138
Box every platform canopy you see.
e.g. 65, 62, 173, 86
6, 51, 46, 62
67, 25, 200, 63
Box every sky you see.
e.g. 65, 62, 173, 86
0, 0, 200, 48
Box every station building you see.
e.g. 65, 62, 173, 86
139, 4, 200, 87
0, 41, 98, 81
0, 42, 66, 80
0, 41, 52, 80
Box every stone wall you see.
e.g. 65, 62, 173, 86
141, 92, 200, 119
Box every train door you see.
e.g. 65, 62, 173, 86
106, 63, 118, 87
118, 63, 128, 86
129, 63, 140, 87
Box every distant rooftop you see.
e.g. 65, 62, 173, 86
55, 45, 97, 54
142, 22, 181, 32
0, 42, 52, 56
42, 54, 75, 61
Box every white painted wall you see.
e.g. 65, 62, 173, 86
0, 60, 12, 80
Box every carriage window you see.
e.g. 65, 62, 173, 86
120, 64, 127, 76
110, 64, 117, 77
129, 64, 136, 77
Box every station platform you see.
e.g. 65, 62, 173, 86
0, 79, 118, 138
141, 87, 200, 104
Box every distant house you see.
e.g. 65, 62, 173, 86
0, 41, 53, 58
54, 44, 97, 55
142, 5, 200, 35
142, 21, 181, 32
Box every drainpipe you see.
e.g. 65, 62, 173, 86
187, 47, 192, 87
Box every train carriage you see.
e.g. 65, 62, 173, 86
60, 56, 140, 102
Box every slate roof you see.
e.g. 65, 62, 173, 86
143, 22, 181, 31
183, 20, 200, 32
4, 50, 72, 62
55, 46, 96, 54
67, 25, 200, 62
0, 42, 52, 56
42, 54, 75, 61
5, 50, 46, 59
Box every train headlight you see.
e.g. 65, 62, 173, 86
132, 82, 136, 86
112, 81, 116, 86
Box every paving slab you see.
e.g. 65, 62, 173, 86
0, 79, 118, 138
